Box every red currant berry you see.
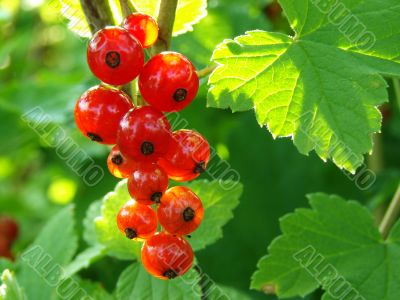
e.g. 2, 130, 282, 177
107, 145, 137, 178
128, 163, 168, 205
74, 85, 133, 144
138, 52, 199, 112
123, 13, 159, 48
141, 232, 193, 280
116, 200, 158, 240
87, 26, 144, 85
117, 106, 172, 162
0, 236, 13, 261
0, 216, 18, 242
158, 186, 203, 236
158, 129, 210, 181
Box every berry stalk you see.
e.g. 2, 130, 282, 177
80, 0, 114, 34
151, 0, 179, 54
379, 183, 400, 239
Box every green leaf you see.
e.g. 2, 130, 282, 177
208, 0, 400, 172
17, 206, 78, 300
116, 263, 201, 300
95, 180, 142, 260
83, 200, 103, 246
63, 245, 106, 279
0, 270, 26, 300
76, 278, 115, 300
251, 193, 400, 300
181, 180, 243, 251
131, 0, 207, 36
208, 284, 253, 300
59, 0, 91, 38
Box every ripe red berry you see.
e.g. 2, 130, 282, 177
158, 186, 203, 236
123, 13, 159, 48
128, 163, 169, 205
74, 85, 133, 144
158, 129, 210, 181
117, 106, 172, 162
0, 236, 13, 261
116, 200, 158, 240
0, 216, 19, 242
107, 145, 137, 178
87, 26, 144, 85
141, 232, 193, 279
139, 52, 199, 112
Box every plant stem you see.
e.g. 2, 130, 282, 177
379, 184, 400, 239
119, 0, 133, 17
392, 78, 400, 112
197, 64, 217, 78
80, 0, 114, 34
151, 0, 179, 54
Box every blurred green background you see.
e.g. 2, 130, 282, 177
1, 0, 400, 299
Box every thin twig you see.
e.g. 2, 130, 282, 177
150, 0, 179, 54
119, 0, 132, 18
379, 184, 400, 239
79, 0, 114, 34
197, 65, 217, 78
392, 78, 400, 112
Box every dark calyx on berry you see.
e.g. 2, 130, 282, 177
173, 88, 187, 102
151, 192, 162, 203
111, 154, 123, 165
194, 161, 206, 174
105, 51, 121, 68
163, 269, 178, 279
183, 207, 195, 222
124, 228, 137, 239
87, 132, 103, 142
141, 141, 154, 155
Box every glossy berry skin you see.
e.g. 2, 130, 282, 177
117, 106, 172, 162
158, 129, 210, 181
116, 200, 158, 241
87, 26, 144, 85
74, 85, 133, 144
141, 232, 193, 280
158, 186, 203, 236
128, 163, 169, 205
139, 52, 199, 112
123, 13, 159, 48
0, 216, 19, 242
107, 145, 137, 178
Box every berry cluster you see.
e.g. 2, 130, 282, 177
74, 13, 211, 279
0, 216, 19, 261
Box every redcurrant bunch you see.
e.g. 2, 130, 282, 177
73, 13, 211, 279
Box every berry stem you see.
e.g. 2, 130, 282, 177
379, 183, 400, 239
393, 78, 400, 112
151, 0, 179, 54
119, 0, 135, 17
80, 0, 114, 34
196, 64, 217, 78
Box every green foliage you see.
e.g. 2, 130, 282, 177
251, 193, 400, 299
116, 263, 201, 300
0, 270, 26, 300
208, 0, 400, 172
63, 245, 106, 278
17, 206, 78, 300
